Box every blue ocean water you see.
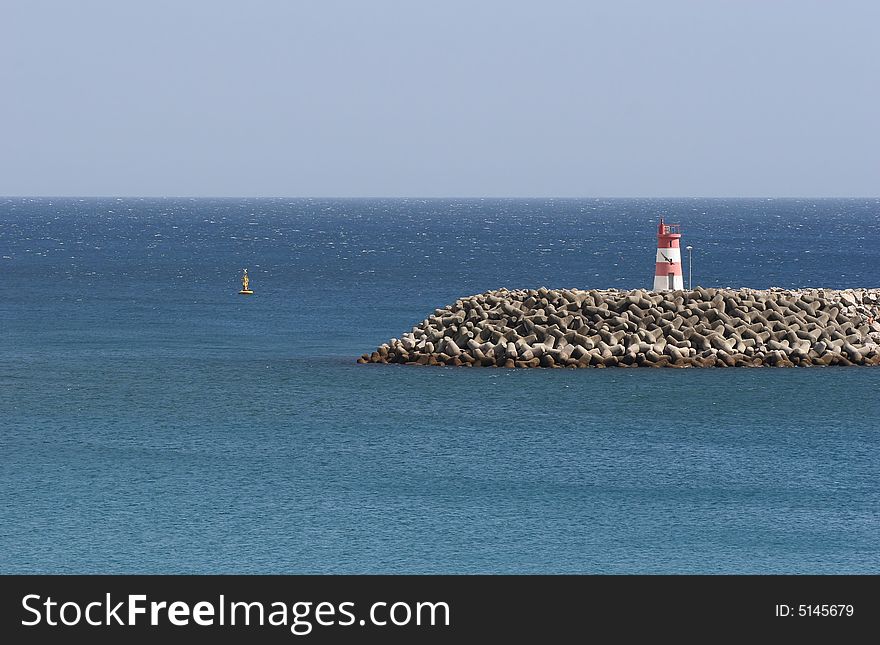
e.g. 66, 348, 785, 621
1, 197, 878, 574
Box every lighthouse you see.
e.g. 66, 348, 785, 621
653, 218, 684, 291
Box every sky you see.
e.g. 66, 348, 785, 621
0, 0, 877, 197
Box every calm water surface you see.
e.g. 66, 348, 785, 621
1, 198, 878, 572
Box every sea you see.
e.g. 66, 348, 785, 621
1, 197, 878, 574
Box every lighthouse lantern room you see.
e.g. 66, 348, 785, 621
653, 218, 684, 291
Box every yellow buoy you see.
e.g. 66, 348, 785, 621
238, 268, 254, 295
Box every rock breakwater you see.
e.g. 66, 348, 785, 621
359, 288, 880, 368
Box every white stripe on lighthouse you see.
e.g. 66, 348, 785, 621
655, 247, 681, 263
653, 274, 684, 291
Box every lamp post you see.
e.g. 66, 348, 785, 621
686, 246, 693, 290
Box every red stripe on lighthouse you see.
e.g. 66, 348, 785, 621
655, 262, 683, 276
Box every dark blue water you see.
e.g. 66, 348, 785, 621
2, 198, 879, 573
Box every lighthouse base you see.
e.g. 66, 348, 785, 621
653, 275, 684, 291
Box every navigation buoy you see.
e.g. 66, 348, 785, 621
239, 268, 254, 295
653, 218, 684, 291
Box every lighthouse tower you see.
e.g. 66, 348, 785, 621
653, 218, 684, 291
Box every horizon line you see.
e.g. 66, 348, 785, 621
2, 195, 879, 200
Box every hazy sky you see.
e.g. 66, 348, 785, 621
1, 0, 877, 197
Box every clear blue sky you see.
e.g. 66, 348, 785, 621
1, 0, 877, 197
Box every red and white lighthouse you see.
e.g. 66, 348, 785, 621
653, 218, 684, 291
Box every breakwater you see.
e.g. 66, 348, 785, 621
360, 288, 880, 368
